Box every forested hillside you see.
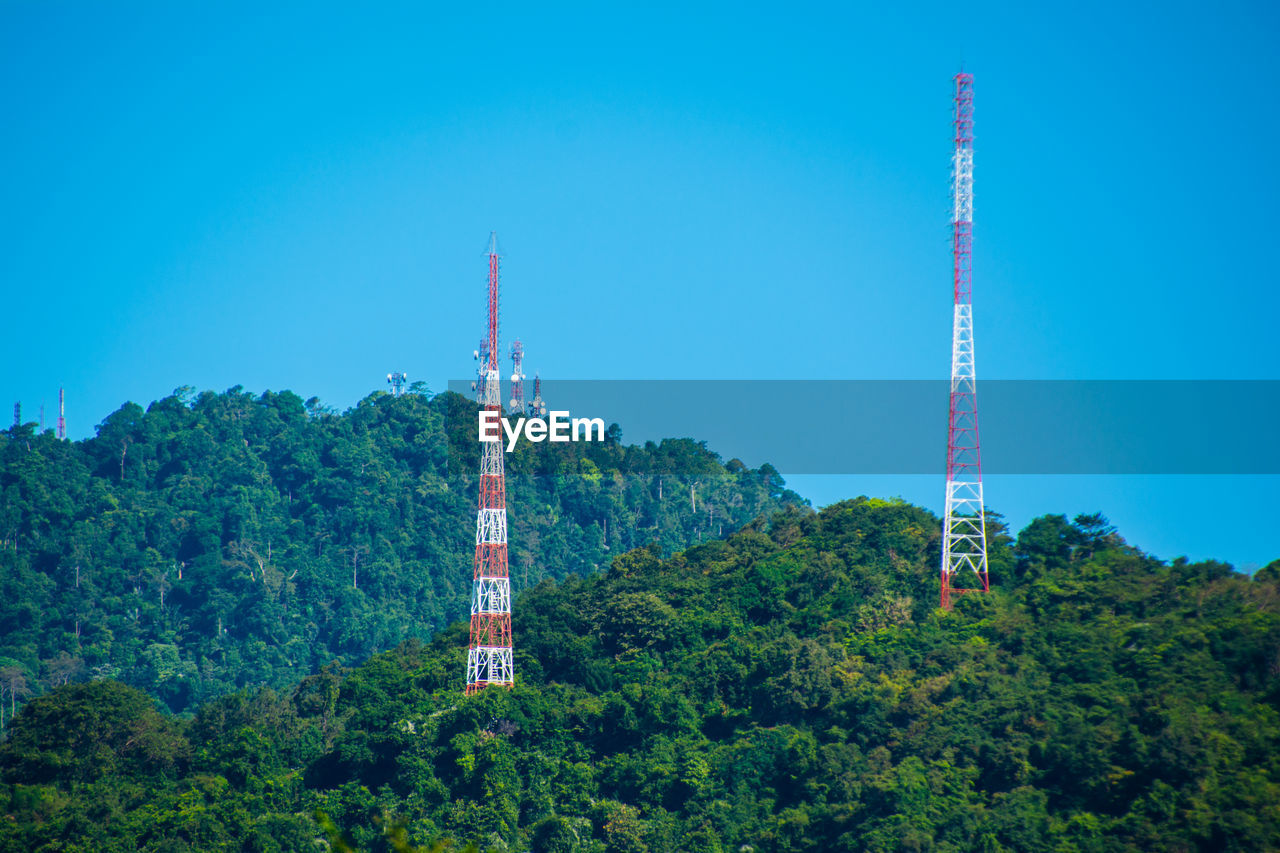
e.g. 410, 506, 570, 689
0, 387, 800, 716
1, 500, 1277, 852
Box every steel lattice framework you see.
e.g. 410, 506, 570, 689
942, 72, 989, 609
466, 232, 515, 692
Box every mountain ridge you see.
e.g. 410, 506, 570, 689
0, 386, 801, 717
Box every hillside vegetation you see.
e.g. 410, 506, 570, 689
1, 500, 1278, 852
0, 387, 798, 715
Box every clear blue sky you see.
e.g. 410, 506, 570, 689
2, 2, 1276, 568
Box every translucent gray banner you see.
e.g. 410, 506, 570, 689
445, 380, 1280, 474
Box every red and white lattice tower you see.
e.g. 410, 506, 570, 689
941, 72, 989, 609
508, 339, 525, 412
466, 232, 515, 693
57, 388, 65, 440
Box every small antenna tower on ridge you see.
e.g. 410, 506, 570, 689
528, 372, 546, 419
509, 339, 525, 412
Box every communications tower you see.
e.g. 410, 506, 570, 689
386, 372, 408, 396
472, 338, 491, 401
466, 232, 515, 693
941, 72, 989, 608
57, 388, 66, 440
508, 339, 525, 412
528, 372, 547, 419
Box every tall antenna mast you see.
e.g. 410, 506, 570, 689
508, 339, 525, 412
57, 388, 66, 440
386, 372, 407, 396
941, 72, 989, 608
466, 231, 515, 693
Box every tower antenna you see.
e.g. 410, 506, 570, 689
466, 231, 515, 693
57, 388, 66, 440
941, 72, 989, 608
386, 372, 407, 396
472, 337, 490, 401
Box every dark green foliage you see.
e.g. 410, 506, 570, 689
1, 498, 1276, 851
0, 681, 187, 785
0, 387, 799, 717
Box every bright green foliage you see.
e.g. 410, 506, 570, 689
0, 387, 799, 716
1, 499, 1277, 851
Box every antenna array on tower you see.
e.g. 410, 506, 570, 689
508, 339, 525, 412
941, 72, 990, 608
472, 338, 491, 401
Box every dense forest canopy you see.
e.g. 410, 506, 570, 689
1, 386, 1278, 851
0, 387, 800, 716
0, 501, 1276, 851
